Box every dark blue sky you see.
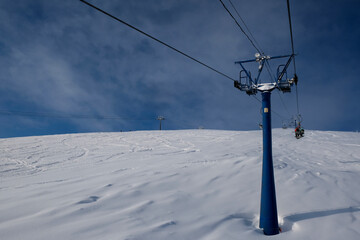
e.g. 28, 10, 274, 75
0, 0, 359, 138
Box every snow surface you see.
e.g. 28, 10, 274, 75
0, 129, 360, 240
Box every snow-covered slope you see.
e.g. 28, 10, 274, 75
1, 129, 359, 240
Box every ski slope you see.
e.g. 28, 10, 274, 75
0, 129, 359, 240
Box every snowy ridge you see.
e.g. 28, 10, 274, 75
0, 129, 359, 239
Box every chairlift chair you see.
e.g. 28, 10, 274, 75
234, 70, 257, 95
295, 123, 305, 139
277, 64, 292, 93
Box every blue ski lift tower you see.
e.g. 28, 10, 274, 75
234, 52, 297, 235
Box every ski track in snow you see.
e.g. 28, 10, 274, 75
0, 129, 359, 240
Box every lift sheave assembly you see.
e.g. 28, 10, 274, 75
234, 53, 297, 96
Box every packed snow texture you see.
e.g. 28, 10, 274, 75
0, 129, 359, 240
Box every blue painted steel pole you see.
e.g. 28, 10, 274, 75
259, 91, 279, 235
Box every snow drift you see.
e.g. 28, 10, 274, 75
0, 129, 359, 240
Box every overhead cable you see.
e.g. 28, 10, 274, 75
218, 0, 262, 54
295, 85, 300, 116
0, 110, 155, 121
79, 0, 236, 82
251, 96, 286, 120
286, 0, 300, 116
227, 0, 264, 54
286, 0, 296, 71
275, 91, 292, 117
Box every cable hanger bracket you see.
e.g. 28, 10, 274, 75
234, 53, 296, 95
